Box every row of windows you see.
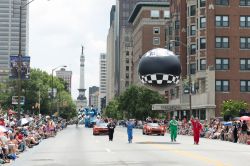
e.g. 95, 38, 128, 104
187, 16, 250, 35
189, 37, 250, 50
216, 0, 250, 6
216, 80, 250, 92
150, 10, 170, 19
189, 58, 250, 74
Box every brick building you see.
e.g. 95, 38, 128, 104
163, 0, 250, 120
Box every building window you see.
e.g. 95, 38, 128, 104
153, 37, 160, 45
200, 59, 206, 70
216, 37, 229, 48
216, 58, 229, 70
190, 25, 196, 36
216, 80, 229, 92
200, 0, 206, 7
126, 58, 129, 63
168, 26, 172, 35
164, 10, 170, 18
200, 38, 206, 49
126, 73, 129, 79
240, 80, 250, 92
175, 20, 180, 30
175, 37, 180, 46
191, 44, 196, 54
240, 16, 250, 27
240, 59, 250, 70
151, 10, 160, 18
190, 5, 196, 16
216, 15, 229, 27
240, 0, 250, 6
126, 51, 129, 56
215, 0, 229, 5
153, 27, 160, 34
190, 64, 196, 74
200, 17, 206, 28
126, 66, 129, 71
240, 37, 250, 49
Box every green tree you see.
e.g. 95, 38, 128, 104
221, 100, 248, 117
0, 68, 76, 119
118, 85, 165, 120
104, 99, 122, 119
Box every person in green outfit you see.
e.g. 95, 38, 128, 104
169, 116, 178, 142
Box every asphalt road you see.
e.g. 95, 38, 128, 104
9, 125, 250, 166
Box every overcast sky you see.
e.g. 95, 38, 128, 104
29, 0, 115, 100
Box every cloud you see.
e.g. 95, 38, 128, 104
29, 0, 115, 101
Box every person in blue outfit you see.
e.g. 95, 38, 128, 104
127, 119, 134, 143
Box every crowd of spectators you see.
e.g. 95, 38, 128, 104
176, 118, 250, 145
0, 114, 67, 164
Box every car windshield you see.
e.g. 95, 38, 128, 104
148, 123, 159, 127
96, 123, 107, 127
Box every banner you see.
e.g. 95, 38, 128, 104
9, 56, 30, 79
12, 96, 25, 105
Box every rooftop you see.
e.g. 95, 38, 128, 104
128, 2, 169, 23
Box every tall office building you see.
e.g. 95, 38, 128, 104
55, 68, 72, 94
106, 5, 116, 104
128, 2, 170, 85
99, 53, 107, 111
89, 86, 99, 106
114, 0, 168, 96
163, 0, 250, 120
0, 0, 29, 79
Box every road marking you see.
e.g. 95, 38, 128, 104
116, 130, 231, 166
105, 148, 111, 152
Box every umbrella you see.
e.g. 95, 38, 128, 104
17, 118, 29, 126
240, 116, 250, 121
0, 126, 8, 132
222, 122, 233, 126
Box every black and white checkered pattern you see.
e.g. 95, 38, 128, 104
140, 73, 180, 85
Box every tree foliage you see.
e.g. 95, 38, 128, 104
105, 85, 165, 120
0, 68, 76, 119
221, 100, 248, 117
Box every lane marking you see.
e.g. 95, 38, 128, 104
105, 148, 111, 153
116, 129, 230, 166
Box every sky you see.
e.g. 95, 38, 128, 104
29, 0, 116, 100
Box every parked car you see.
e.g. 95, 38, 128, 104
142, 123, 166, 136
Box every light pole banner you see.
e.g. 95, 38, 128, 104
9, 56, 31, 80
12, 96, 25, 105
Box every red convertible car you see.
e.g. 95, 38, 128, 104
93, 123, 108, 135
142, 123, 166, 136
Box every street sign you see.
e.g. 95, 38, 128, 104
9, 56, 30, 80
12, 96, 25, 105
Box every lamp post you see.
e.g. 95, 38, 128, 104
17, 0, 50, 120
51, 65, 67, 116
169, 40, 192, 117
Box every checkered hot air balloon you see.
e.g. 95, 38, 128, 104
138, 48, 181, 90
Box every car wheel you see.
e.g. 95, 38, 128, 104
142, 130, 145, 135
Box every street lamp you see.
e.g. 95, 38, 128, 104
169, 40, 192, 117
51, 65, 67, 116
17, 0, 51, 120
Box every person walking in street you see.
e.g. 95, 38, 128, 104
107, 119, 116, 141
233, 123, 238, 143
191, 116, 202, 145
169, 116, 178, 142
126, 119, 134, 143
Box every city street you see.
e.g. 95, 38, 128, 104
9, 125, 250, 166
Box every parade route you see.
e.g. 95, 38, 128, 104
9, 126, 250, 166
